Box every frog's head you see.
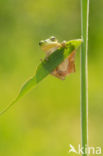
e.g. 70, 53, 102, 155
39, 36, 61, 53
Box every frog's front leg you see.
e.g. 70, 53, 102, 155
45, 50, 54, 61
61, 40, 66, 47
40, 58, 43, 62
45, 56, 49, 61
40, 57, 48, 62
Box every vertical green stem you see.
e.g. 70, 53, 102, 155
81, 0, 89, 156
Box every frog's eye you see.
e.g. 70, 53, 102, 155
50, 36, 56, 41
39, 40, 44, 46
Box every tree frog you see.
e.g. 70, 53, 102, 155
39, 36, 76, 80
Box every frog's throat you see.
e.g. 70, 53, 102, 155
41, 43, 61, 53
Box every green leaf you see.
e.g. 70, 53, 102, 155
0, 39, 82, 115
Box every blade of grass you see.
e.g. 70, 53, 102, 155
0, 39, 82, 116
81, 0, 89, 155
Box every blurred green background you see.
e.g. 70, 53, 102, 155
0, 0, 103, 156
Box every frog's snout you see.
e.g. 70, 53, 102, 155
39, 40, 44, 46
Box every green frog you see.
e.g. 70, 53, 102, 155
39, 36, 76, 80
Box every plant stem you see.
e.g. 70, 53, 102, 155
81, 0, 89, 155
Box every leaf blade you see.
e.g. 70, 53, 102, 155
0, 39, 82, 115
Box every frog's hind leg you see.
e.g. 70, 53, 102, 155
68, 50, 76, 74
51, 68, 66, 80
51, 50, 76, 79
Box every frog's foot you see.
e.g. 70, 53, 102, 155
51, 69, 66, 80
61, 41, 66, 47
40, 58, 43, 62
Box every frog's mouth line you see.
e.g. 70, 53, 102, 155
41, 42, 61, 52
